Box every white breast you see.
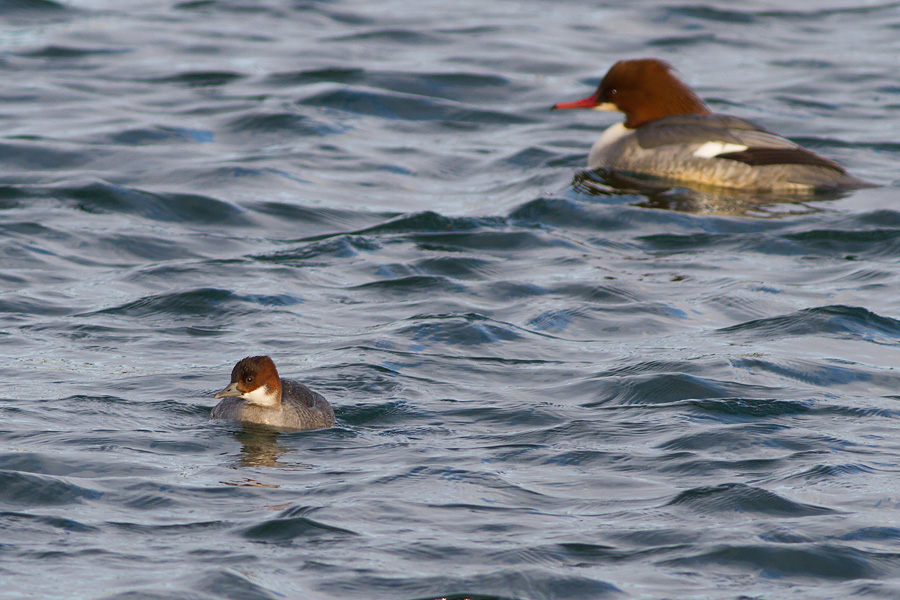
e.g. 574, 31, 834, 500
595, 122, 631, 148
588, 122, 634, 169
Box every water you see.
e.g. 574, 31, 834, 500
2, 1, 900, 598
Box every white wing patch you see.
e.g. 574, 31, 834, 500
693, 142, 748, 158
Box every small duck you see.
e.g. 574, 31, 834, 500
212, 355, 334, 430
552, 58, 871, 192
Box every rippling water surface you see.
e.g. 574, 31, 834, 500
3, 1, 900, 599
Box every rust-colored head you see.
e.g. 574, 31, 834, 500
214, 355, 282, 406
553, 58, 711, 128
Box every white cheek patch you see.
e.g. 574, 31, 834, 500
693, 142, 748, 158
242, 386, 279, 407
591, 102, 619, 112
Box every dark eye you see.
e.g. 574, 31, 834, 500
246, 376, 253, 383
609, 88, 617, 96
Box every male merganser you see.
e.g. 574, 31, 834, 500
212, 356, 335, 430
553, 58, 870, 191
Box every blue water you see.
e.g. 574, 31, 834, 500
2, 1, 900, 599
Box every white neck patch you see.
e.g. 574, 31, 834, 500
242, 385, 279, 407
596, 122, 631, 146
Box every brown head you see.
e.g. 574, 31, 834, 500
214, 355, 283, 407
552, 58, 711, 128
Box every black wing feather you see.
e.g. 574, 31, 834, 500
716, 148, 845, 172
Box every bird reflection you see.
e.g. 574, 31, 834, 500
571, 169, 852, 216
232, 424, 287, 468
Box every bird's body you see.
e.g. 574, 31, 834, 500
212, 356, 334, 431
553, 59, 870, 192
